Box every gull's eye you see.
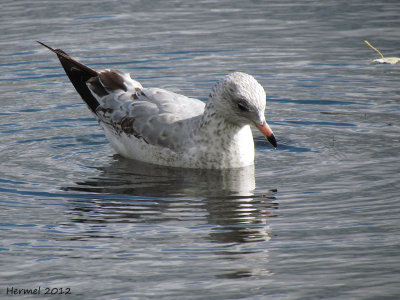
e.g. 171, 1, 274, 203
237, 102, 250, 112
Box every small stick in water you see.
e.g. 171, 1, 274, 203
364, 40, 385, 59
364, 40, 399, 64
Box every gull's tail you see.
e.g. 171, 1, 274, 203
37, 41, 100, 113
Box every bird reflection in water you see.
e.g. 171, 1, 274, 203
66, 155, 278, 245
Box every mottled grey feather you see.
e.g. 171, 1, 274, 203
94, 85, 205, 150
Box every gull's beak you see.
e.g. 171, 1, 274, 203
255, 121, 277, 148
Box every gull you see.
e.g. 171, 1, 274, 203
37, 41, 277, 169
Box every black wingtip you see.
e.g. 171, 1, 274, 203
36, 41, 56, 52
37, 41, 100, 113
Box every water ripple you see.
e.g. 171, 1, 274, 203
1, 0, 399, 299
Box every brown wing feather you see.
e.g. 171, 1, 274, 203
98, 70, 128, 92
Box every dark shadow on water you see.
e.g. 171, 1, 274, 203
254, 136, 318, 153
65, 155, 278, 245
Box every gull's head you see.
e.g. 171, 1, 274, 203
209, 72, 277, 148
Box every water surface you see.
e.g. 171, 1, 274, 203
1, 0, 400, 299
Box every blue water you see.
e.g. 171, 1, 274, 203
1, 0, 400, 299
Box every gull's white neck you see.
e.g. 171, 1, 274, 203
185, 103, 255, 168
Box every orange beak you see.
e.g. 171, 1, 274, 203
255, 121, 277, 148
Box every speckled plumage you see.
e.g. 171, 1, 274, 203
38, 42, 277, 169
